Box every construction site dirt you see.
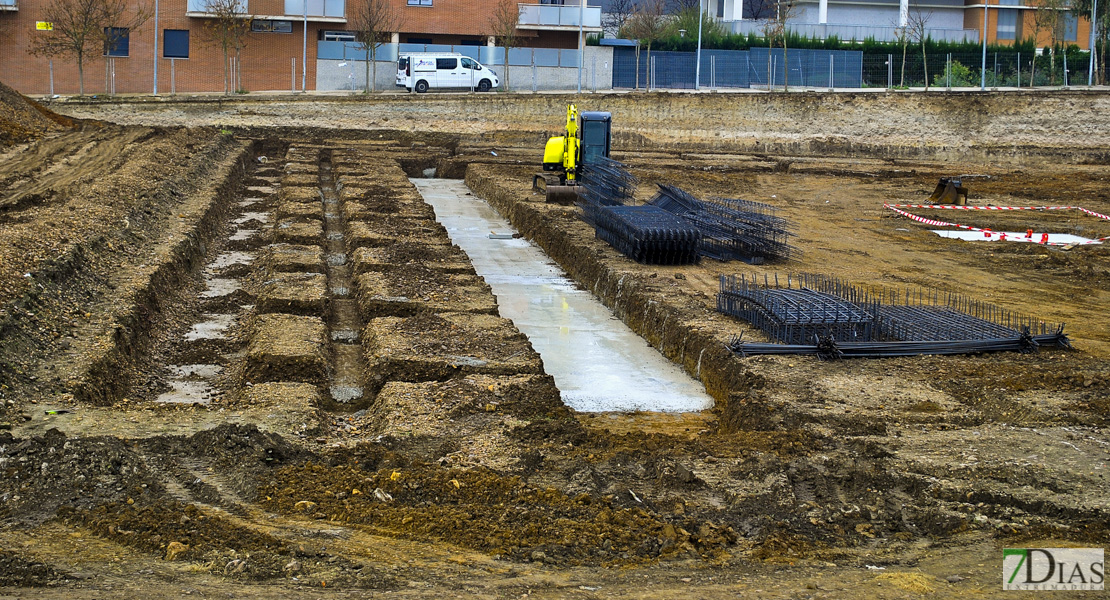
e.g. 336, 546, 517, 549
1, 89, 1108, 599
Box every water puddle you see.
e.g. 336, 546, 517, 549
412, 179, 713, 413
185, 314, 236, 341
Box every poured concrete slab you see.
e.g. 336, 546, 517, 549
354, 271, 497, 318
412, 178, 714, 413
364, 312, 542, 390
258, 273, 328, 315
349, 244, 474, 275
245, 314, 328, 384
273, 220, 323, 245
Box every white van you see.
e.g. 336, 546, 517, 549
396, 52, 500, 93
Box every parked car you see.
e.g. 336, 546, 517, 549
396, 53, 499, 93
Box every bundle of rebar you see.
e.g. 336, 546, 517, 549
727, 328, 1071, 359
649, 184, 796, 263
592, 205, 702, 265
579, 157, 637, 210
717, 274, 874, 344
717, 273, 1070, 358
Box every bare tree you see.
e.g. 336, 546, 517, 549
350, 0, 403, 93
626, 0, 668, 89
202, 0, 252, 94
761, 0, 797, 91
906, 9, 931, 90
29, 0, 149, 95
488, 0, 520, 91
891, 18, 910, 87
745, 0, 776, 20
1032, 0, 1066, 84
605, 0, 638, 38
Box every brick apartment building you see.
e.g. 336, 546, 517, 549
0, 0, 596, 95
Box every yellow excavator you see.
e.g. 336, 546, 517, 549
533, 104, 612, 204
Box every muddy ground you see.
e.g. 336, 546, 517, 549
0, 91, 1107, 598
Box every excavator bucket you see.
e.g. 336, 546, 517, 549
927, 177, 968, 205
533, 173, 580, 204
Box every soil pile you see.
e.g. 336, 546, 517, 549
0, 79, 71, 146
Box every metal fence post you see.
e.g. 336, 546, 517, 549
888, 53, 892, 89
947, 53, 951, 89
1064, 52, 1069, 87
710, 55, 715, 89
1017, 52, 1021, 88
292, 58, 296, 93
650, 55, 655, 91
829, 54, 834, 91
170, 58, 176, 95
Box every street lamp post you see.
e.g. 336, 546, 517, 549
980, 0, 989, 89
301, 0, 306, 92
1090, 0, 1099, 86
695, 0, 703, 90
577, 0, 585, 93
153, 0, 159, 95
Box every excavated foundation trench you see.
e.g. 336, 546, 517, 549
2, 118, 1108, 597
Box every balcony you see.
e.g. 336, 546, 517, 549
517, 3, 602, 32
186, 0, 345, 22
1, 0, 18, 11
186, 0, 247, 16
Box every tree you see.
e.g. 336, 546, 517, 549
604, 0, 638, 39
350, 0, 403, 93
625, 0, 668, 89
202, 0, 252, 94
1074, 0, 1109, 84
488, 0, 520, 92
1032, 0, 1066, 84
906, 9, 932, 90
891, 17, 910, 87
759, 0, 797, 91
29, 0, 149, 95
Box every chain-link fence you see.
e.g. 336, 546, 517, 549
612, 47, 864, 90
863, 51, 1095, 88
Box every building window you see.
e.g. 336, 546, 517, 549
104, 27, 129, 57
996, 9, 1017, 40
1062, 12, 1078, 42
164, 29, 189, 58
407, 0, 432, 5
406, 37, 432, 43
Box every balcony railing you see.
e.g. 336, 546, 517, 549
518, 3, 601, 29
284, 0, 344, 18
186, 0, 247, 13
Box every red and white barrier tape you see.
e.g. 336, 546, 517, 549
887, 204, 1110, 222
883, 204, 1108, 245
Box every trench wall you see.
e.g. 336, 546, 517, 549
75, 139, 254, 404
56, 91, 1110, 164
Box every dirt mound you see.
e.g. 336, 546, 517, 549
0, 80, 71, 146
60, 500, 395, 588
258, 460, 738, 566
